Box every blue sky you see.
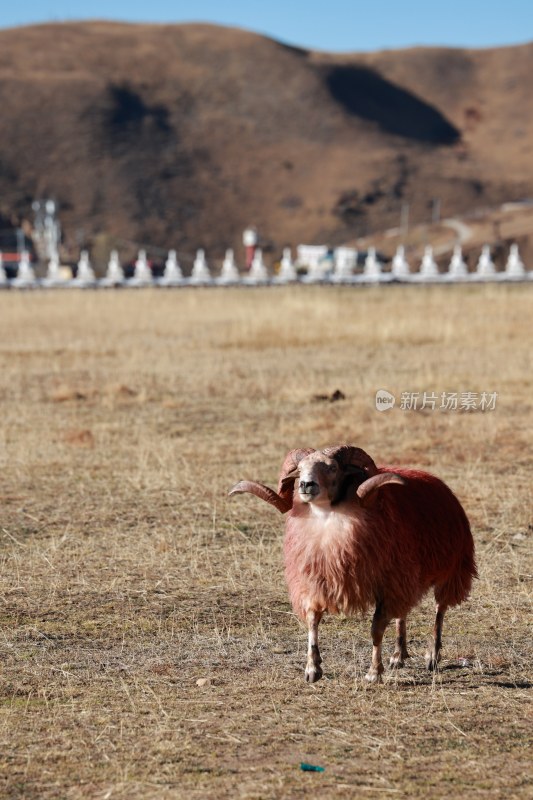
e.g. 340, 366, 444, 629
0, 0, 531, 52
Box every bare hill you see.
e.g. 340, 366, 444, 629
0, 22, 532, 260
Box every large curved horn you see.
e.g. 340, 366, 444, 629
356, 472, 406, 508
322, 444, 379, 477
277, 448, 316, 508
228, 480, 291, 514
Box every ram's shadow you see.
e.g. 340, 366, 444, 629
490, 679, 532, 689
324, 65, 461, 145
430, 665, 532, 690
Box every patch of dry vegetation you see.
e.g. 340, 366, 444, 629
0, 285, 532, 799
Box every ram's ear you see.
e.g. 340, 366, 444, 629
343, 464, 369, 486
356, 473, 406, 509
278, 469, 299, 497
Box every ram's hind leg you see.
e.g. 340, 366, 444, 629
365, 602, 391, 683
390, 618, 411, 668
305, 609, 323, 683
426, 604, 446, 670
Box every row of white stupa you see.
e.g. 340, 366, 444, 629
1, 243, 531, 288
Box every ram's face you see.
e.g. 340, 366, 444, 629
297, 453, 340, 505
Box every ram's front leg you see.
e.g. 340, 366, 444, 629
305, 609, 323, 683
365, 602, 391, 683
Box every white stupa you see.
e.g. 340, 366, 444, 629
217, 249, 240, 284
42, 250, 66, 286
418, 245, 439, 280
276, 247, 297, 282
12, 251, 37, 287
391, 245, 410, 279
160, 250, 184, 285
247, 248, 269, 283
189, 249, 212, 284
101, 250, 125, 286
363, 247, 383, 281
0, 252, 7, 286
504, 244, 525, 278
130, 249, 152, 285
72, 250, 96, 286
447, 244, 468, 279
47, 252, 61, 281
475, 245, 496, 279
333, 247, 357, 282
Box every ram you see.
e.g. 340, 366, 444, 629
230, 445, 477, 683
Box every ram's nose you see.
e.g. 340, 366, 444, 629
299, 480, 319, 499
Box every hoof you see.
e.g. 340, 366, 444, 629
364, 669, 383, 684
305, 665, 323, 683
390, 650, 410, 669
389, 654, 404, 669
425, 653, 440, 671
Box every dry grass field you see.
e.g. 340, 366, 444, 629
0, 285, 531, 799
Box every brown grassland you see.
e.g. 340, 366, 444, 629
0, 285, 532, 799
